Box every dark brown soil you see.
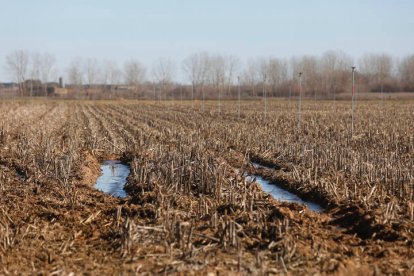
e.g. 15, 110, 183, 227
1, 100, 413, 275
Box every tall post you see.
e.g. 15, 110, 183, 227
202, 86, 205, 112
298, 72, 303, 130
238, 76, 241, 119
351, 66, 356, 136
163, 82, 166, 107
218, 85, 221, 115
263, 74, 267, 120
180, 84, 183, 103
158, 82, 161, 103
191, 84, 194, 110
153, 82, 156, 102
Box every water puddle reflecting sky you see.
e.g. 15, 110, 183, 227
94, 160, 129, 198
248, 162, 324, 212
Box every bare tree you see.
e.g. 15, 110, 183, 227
399, 54, 414, 91
182, 52, 210, 102
207, 54, 225, 112
124, 59, 146, 97
264, 57, 288, 97
301, 55, 320, 99
67, 57, 84, 97
377, 54, 393, 95
290, 55, 333, 99
223, 55, 241, 97
360, 53, 393, 93
152, 58, 174, 100
320, 50, 352, 99
206, 54, 241, 112
258, 58, 268, 94
84, 58, 100, 88
40, 53, 57, 96
242, 59, 261, 97
29, 52, 42, 97
103, 60, 121, 98
5, 50, 30, 96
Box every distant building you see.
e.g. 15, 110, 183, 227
19, 78, 68, 96
48, 85, 68, 95
0, 82, 18, 88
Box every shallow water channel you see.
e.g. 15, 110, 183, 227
94, 160, 130, 198
248, 163, 324, 212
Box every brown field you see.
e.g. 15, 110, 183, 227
0, 99, 413, 275
335, 91, 414, 100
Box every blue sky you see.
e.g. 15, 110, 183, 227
1, 0, 413, 81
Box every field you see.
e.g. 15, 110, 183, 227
0, 99, 413, 274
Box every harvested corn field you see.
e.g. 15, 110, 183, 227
0, 99, 413, 274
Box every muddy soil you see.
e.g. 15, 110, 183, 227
0, 101, 413, 275
1, 150, 413, 275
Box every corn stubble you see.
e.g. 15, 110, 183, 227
0, 99, 413, 274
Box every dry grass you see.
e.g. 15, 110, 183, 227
0, 99, 413, 274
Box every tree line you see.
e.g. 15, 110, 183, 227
2, 49, 414, 99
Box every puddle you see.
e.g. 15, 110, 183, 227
247, 165, 324, 212
94, 160, 130, 198
252, 162, 271, 169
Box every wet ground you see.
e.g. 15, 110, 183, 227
1, 101, 413, 275
94, 160, 130, 197
246, 174, 324, 212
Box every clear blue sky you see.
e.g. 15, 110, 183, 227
1, 0, 413, 81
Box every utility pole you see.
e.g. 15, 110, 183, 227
191, 84, 194, 110
238, 76, 241, 119
218, 85, 221, 115
298, 72, 303, 130
351, 66, 356, 136
202, 86, 205, 112
180, 84, 183, 103
263, 74, 267, 120
153, 82, 156, 102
